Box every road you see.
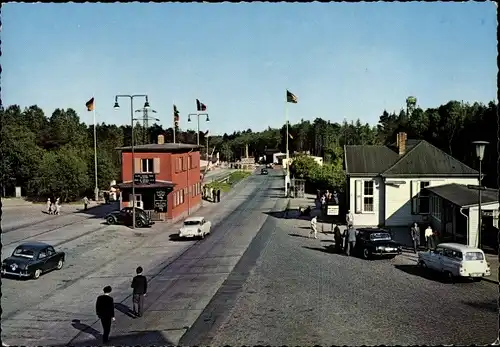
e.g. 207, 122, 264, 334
1, 169, 285, 346
191, 209, 498, 346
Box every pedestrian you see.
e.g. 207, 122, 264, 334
46, 198, 52, 214
410, 222, 421, 253
424, 225, 433, 250
95, 286, 115, 343
55, 198, 61, 215
309, 215, 318, 239
346, 227, 358, 256
346, 210, 354, 229
131, 266, 148, 317
216, 189, 221, 203
333, 190, 339, 205
211, 187, 216, 202
83, 196, 89, 211
334, 224, 342, 253
320, 195, 326, 212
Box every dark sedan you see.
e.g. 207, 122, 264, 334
106, 207, 154, 228
355, 228, 402, 259
1, 242, 65, 279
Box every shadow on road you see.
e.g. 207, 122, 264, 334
168, 233, 196, 242
289, 233, 310, 239
114, 303, 136, 318
461, 300, 497, 313
71, 319, 100, 339
302, 245, 336, 254
54, 330, 175, 347
394, 264, 474, 284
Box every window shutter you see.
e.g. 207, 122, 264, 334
153, 158, 160, 174
355, 180, 362, 213
134, 158, 141, 173
411, 180, 420, 214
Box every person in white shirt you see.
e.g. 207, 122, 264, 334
424, 225, 433, 250
310, 216, 318, 239
346, 210, 354, 229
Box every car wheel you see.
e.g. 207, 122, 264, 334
363, 248, 371, 259
444, 271, 454, 283
106, 216, 115, 225
472, 277, 482, 282
418, 260, 427, 268
136, 220, 144, 228
33, 269, 42, 279
56, 259, 64, 270
199, 232, 205, 240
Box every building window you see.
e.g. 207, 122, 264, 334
174, 191, 178, 206
363, 181, 374, 212
419, 181, 430, 214
141, 158, 154, 173
188, 156, 192, 169
431, 195, 442, 221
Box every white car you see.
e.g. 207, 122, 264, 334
417, 243, 491, 282
179, 217, 212, 239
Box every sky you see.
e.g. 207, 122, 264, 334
2, 2, 497, 135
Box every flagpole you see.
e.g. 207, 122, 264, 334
173, 103, 176, 144
93, 97, 99, 202
285, 90, 290, 197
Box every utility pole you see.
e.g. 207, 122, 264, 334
135, 107, 158, 144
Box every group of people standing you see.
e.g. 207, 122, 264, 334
317, 189, 339, 213
203, 186, 221, 203
95, 266, 148, 343
46, 197, 61, 215
410, 222, 440, 253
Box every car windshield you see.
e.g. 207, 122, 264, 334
184, 220, 201, 226
464, 252, 485, 261
370, 232, 392, 241
13, 247, 35, 259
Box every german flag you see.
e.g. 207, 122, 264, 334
196, 99, 207, 111
85, 97, 95, 111
286, 90, 298, 103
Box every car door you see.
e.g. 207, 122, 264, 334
440, 248, 455, 273
46, 246, 58, 270
121, 208, 132, 225
427, 247, 443, 271
37, 249, 50, 272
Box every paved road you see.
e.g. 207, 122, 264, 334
187, 206, 498, 345
1, 169, 285, 346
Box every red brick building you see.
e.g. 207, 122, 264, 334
115, 135, 203, 221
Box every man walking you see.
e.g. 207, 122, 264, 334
346, 210, 354, 229
410, 222, 421, 253
424, 225, 433, 250
83, 196, 89, 211
346, 227, 358, 256
131, 266, 148, 317
310, 215, 318, 239
333, 224, 342, 253
95, 286, 115, 343
54, 198, 61, 215
216, 189, 221, 203
46, 198, 52, 214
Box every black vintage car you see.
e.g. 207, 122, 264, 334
1, 242, 65, 279
106, 207, 154, 228
355, 228, 402, 259
261, 168, 269, 175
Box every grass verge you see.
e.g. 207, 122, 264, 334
205, 170, 252, 192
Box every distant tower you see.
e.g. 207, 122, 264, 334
135, 107, 158, 144
406, 96, 417, 118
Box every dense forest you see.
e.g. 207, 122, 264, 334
0, 100, 497, 201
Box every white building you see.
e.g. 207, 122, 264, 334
344, 132, 493, 248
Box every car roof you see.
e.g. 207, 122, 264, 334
437, 243, 484, 252
17, 242, 50, 250
185, 216, 204, 222
357, 227, 389, 233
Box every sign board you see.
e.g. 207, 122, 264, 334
153, 188, 171, 213
134, 173, 156, 185
154, 200, 167, 212
327, 205, 339, 216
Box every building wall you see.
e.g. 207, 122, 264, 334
384, 177, 479, 227
468, 202, 499, 248
169, 151, 202, 220
348, 176, 384, 226
121, 152, 172, 182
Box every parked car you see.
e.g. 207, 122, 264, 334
1, 242, 65, 280
261, 168, 269, 175
179, 217, 212, 239
106, 207, 154, 228
355, 228, 402, 259
417, 243, 491, 282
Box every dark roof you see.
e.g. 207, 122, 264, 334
117, 143, 203, 153
425, 183, 498, 207
345, 140, 478, 177
18, 241, 50, 250
344, 145, 399, 175
114, 181, 176, 189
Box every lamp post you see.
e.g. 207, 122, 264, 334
187, 148, 194, 216
472, 140, 489, 248
114, 94, 151, 229
188, 113, 210, 146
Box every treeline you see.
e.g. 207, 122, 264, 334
1, 99, 497, 201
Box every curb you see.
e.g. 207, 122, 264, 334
482, 277, 499, 284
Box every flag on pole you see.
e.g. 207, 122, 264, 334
86, 97, 95, 111
173, 105, 180, 121
196, 99, 207, 111
286, 90, 298, 103
289, 133, 294, 139
204, 130, 209, 136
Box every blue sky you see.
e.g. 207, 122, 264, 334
2, 2, 497, 135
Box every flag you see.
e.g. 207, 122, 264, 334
196, 99, 207, 111
289, 133, 294, 139
85, 97, 95, 111
286, 90, 298, 103
204, 130, 209, 136
173, 104, 180, 121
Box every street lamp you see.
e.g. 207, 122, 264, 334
472, 140, 489, 248
114, 94, 151, 229
188, 113, 210, 146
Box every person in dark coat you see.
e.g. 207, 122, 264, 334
410, 222, 421, 253
95, 286, 115, 343
334, 225, 342, 253
216, 189, 221, 203
212, 188, 216, 202
131, 266, 148, 317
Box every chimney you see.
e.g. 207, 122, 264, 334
397, 132, 407, 155
157, 134, 165, 144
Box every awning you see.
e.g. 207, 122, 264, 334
113, 181, 176, 189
